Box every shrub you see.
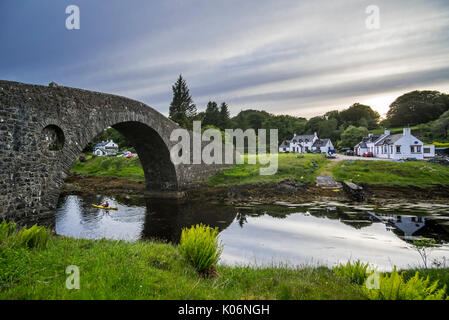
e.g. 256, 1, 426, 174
0, 220, 17, 244
0, 220, 49, 249
179, 224, 223, 274
15, 224, 50, 249
365, 268, 447, 300
333, 260, 373, 285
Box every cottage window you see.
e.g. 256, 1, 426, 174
424, 147, 430, 154
410, 146, 415, 153
416, 146, 421, 153
396, 146, 401, 153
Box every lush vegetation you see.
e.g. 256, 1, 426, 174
363, 268, 447, 300
2, 223, 448, 300
207, 153, 328, 186
0, 222, 366, 300
333, 261, 448, 300
331, 160, 449, 188
332, 260, 373, 286
69, 153, 449, 190
384, 91, 449, 127
70, 156, 144, 182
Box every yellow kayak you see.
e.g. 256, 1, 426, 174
92, 204, 118, 210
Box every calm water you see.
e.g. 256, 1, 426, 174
55, 194, 449, 271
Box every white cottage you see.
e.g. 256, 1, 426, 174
93, 140, 119, 156
312, 138, 334, 153
355, 128, 435, 160
279, 132, 334, 153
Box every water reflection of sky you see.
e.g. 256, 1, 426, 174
55, 195, 449, 271
219, 214, 449, 271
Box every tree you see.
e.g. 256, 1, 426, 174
339, 103, 380, 129
169, 75, 197, 129
431, 110, 449, 140
203, 101, 220, 127
386, 91, 449, 127
339, 126, 369, 148
262, 114, 307, 144
230, 109, 271, 131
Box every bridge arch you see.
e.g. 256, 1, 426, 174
0, 80, 225, 223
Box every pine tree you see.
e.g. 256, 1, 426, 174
219, 102, 231, 130
203, 101, 220, 127
169, 75, 197, 129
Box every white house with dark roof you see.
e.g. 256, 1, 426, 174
312, 138, 334, 153
279, 132, 334, 153
354, 130, 390, 156
355, 128, 435, 160
93, 140, 119, 156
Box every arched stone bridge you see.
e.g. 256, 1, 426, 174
0, 80, 225, 223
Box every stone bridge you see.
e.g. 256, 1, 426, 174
0, 80, 226, 223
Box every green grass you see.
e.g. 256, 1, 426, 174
207, 153, 328, 186
70, 156, 144, 182
70, 153, 449, 189
2, 224, 448, 300
0, 233, 366, 300
331, 160, 449, 188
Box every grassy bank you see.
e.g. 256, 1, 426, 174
70, 153, 329, 186
207, 153, 328, 186
2, 225, 448, 300
70, 156, 144, 182
69, 153, 449, 190
1, 232, 365, 300
331, 160, 449, 188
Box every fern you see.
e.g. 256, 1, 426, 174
179, 224, 223, 273
365, 268, 447, 300
333, 260, 373, 285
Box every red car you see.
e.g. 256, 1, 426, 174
362, 152, 374, 157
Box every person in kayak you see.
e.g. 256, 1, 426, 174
102, 201, 109, 208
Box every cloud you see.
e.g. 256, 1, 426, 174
1, 0, 449, 118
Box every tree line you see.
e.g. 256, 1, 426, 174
87, 75, 449, 153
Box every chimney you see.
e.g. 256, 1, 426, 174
403, 127, 411, 136
384, 129, 390, 136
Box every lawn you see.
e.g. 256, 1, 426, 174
0, 233, 365, 300
331, 160, 449, 188
69, 153, 449, 189
70, 156, 144, 182
207, 153, 329, 186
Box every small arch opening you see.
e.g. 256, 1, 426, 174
42, 125, 65, 151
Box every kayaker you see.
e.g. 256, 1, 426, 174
102, 201, 109, 208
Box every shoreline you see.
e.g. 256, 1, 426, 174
62, 174, 449, 206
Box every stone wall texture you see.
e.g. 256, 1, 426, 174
0, 80, 228, 223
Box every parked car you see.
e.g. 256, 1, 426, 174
362, 152, 374, 157
125, 153, 138, 158
338, 148, 351, 154
345, 150, 354, 156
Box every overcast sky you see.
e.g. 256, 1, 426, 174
1, 0, 449, 118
